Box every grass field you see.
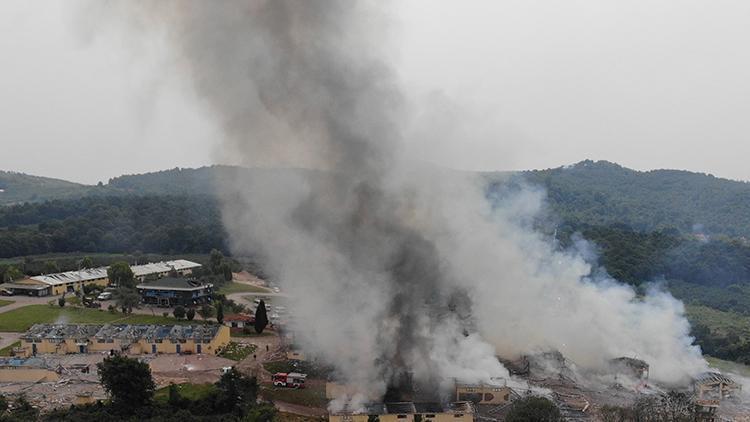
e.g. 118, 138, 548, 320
0, 341, 20, 356
685, 304, 750, 340
706, 356, 750, 378
0, 305, 203, 332
260, 382, 327, 408
154, 383, 217, 403
0, 300, 13, 307
218, 282, 270, 295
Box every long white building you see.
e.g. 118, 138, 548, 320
1, 260, 202, 296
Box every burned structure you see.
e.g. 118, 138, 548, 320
20, 324, 230, 356
693, 372, 741, 405
329, 401, 474, 422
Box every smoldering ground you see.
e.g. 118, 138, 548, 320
84, 0, 708, 406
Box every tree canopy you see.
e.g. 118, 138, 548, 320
107, 261, 135, 288
97, 354, 156, 410
254, 300, 268, 334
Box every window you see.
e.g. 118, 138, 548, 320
396, 416, 407, 419
106, 339, 114, 344
425, 415, 436, 419
454, 415, 463, 418
97, 339, 105, 344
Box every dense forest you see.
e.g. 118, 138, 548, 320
0, 195, 227, 258
510, 160, 750, 237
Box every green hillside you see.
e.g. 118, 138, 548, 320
513, 160, 750, 237
0, 171, 103, 205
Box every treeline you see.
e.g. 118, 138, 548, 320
557, 224, 750, 288
34, 354, 274, 421
0, 195, 228, 258
516, 159, 750, 238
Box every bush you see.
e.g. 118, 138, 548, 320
186, 308, 195, 321
505, 396, 562, 422
58, 297, 65, 308
173, 306, 186, 319
162, 312, 169, 318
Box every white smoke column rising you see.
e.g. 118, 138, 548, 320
86, 0, 707, 403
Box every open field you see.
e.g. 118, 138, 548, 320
218, 282, 270, 295
707, 356, 750, 378
260, 382, 328, 408
686, 304, 750, 340
0, 304, 203, 332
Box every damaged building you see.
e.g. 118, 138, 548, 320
0, 357, 60, 383
329, 401, 474, 422
19, 324, 230, 356
454, 382, 519, 406
694, 372, 741, 405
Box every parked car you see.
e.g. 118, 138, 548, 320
97, 292, 113, 301
0, 289, 14, 296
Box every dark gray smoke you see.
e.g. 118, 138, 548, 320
90, 0, 492, 399
88, 0, 709, 409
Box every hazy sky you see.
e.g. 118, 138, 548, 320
1, 0, 749, 184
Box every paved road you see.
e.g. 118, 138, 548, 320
0, 332, 22, 350
0, 295, 54, 314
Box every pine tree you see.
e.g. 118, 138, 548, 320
216, 302, 224, 324
254, 300, 268, 334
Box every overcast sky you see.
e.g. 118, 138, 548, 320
1, 1, 749, 184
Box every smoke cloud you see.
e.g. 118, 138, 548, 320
90, 0, 707, 405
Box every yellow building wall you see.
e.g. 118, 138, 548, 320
434, 414, 473, 422
456, 386, 513, 405
22, 325, 230, 356
50, 277, 109, 296
0, 368, 59, 383
381, 415, 413, 422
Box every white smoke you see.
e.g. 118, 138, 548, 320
85, 0, 708, 405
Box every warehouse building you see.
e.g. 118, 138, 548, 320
20, 323, 230, 356
0, 260, 202, 297
136, 277, 213, 307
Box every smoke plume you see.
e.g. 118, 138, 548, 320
90, 0, 707, 405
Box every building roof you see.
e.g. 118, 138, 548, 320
21, 323, 222, 343
28, 260, 202, 287
0, 282, 50, 290
0, 357, 48, 368
131, 260, 202, 277
224, 314, 254, 322
136, 277, 212, 291
31, 268, 109, 286
694, 372, 738, 386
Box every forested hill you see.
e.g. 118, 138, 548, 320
5, 160, 750, 237
0, 171, 104, 205
513, 160, 750, 238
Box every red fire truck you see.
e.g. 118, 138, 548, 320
272, 372, 307, 389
